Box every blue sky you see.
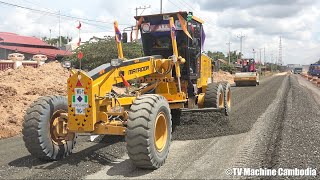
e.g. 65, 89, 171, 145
0, 0, 319, 65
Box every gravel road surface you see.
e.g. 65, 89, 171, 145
0, 74, 319, 179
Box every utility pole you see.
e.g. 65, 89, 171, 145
160, 0, 162, 13
259, 48, 263, 63
135, 5, 151, 17
237, 32, 245, 57
252, 49, 256, 59
59, 10, 61, 48
49, 29, 52, 41
263, 47, 265, 65
226, 41, 231, 64
278, 36, 282, 65
270, 52, 273, 63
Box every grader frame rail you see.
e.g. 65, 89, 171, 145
22, 12, 232, 169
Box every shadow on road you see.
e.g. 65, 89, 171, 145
106, 159, 153, 177
7, 135, 154, 178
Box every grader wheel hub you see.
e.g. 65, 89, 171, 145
219, 92, 224, 108
227, 91, 231, 108
50, 111, 74, 145
154, 112, 168, 152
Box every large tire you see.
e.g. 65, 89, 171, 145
126, 94, 172, 169
204, 83, 224, 109
22, 96, 77, 161
221, 82, 231, 116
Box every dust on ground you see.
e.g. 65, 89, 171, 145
0, 63, 234, 139
0, 62, 68, 139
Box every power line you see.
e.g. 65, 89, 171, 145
226, 41, 232, 64
135, 5, 151, 16
168, 0, 230, 35
0, 1, 130, 26
175, 0, 216, 27
171, 0, 233, 50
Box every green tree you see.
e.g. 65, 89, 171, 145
226, 51, 243, 64
220, 63, 236, 73
206, 51, 226, 60
69, 36, 143, 71
42, 36, 71, 46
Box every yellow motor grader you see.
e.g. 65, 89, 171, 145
22, 12, 231, 169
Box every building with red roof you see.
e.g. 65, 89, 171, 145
0, 32, 72, 60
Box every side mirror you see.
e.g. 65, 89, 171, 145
122, 32, 128, 43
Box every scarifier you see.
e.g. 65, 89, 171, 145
22, 12, 232, 169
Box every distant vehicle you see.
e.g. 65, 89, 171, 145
234, 58, 260, 86
32, 54, 47, 61
62, 60, 71, 69
8, 53, 24, 61
308, 64, 320, 77
293, 67, 303, 74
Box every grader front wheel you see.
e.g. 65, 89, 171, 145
126, 94, 172, 169
22, 96, 77, 160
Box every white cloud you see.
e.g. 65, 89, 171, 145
0, 0, 319, 64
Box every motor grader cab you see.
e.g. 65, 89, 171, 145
22, 12, 232, 169
234, 58, 260, 86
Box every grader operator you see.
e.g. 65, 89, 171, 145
22, 12, 232, 169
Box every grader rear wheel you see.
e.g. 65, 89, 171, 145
22, 96, 77, 160
221, 82, 231, 116
126, 94, 172, 169
204, 83, 224, 109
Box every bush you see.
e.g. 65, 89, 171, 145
220, 64, 235, 74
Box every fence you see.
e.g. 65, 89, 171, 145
0, 60, 14, 70
0, 60, 44, 71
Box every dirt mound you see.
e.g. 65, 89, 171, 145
0, 85, 17, 103
213, 70, 234, 84
0, 62, 69, 139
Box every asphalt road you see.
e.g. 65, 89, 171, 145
0, 74, 319, 179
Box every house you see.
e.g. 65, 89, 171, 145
0, 32, 71, 60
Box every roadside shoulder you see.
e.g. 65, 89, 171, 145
295, 75, 320, 105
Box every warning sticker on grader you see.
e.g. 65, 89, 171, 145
72, 88, 88, 114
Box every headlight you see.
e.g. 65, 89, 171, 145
111, 59, 123, 67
